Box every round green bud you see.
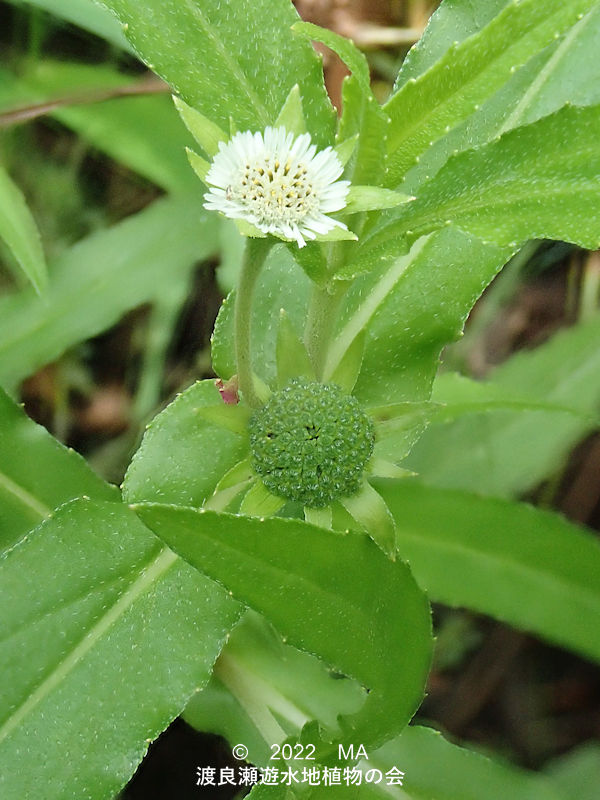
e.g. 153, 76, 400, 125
249, 379, 375, 507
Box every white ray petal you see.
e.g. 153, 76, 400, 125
203, 126, 349, 247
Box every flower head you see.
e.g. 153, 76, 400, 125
249, 379, 375, 507
202, 368, 406, 557
204, 127, 350, 247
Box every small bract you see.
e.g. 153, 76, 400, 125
204, 126, 350, 247
249, 379, 375, 507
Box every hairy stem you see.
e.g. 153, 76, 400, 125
234, 237, 273, 407
215, 649, 308, 747
304, 281, 345, 380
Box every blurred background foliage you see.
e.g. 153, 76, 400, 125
0, 0, 599, 797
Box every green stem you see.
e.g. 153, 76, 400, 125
303, 241, 349, 379
215, 650, 305, 747
234, 237, 273, 407
304, 284, 329, 379
304, 281, 346, 380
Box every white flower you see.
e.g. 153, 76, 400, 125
204, 127, 350, 248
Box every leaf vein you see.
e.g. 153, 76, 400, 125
0, 547, 178, 745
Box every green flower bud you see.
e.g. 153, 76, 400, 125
249, 379, 374, 508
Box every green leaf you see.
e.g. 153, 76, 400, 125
422, 372, 597, 424
344, 186, 414, 214
134, 503, 433, 755
387, 104, 600, 250
371, 401, 437, 466
292, 21, 371, 90
234, 218, 269, 239
334, 134, 359, 168
384, 0, 597, 185
328, 329, 365, 393
212, 226, 510, 418
203, 458, 253, 510
212, 245, 312, 388
276, 310, 315, 387
407, 314, 600, 497
499, 5, 600, 129
123, 380, 248, 507
315, 226, 358, 244
56, 93, 198, 195
0, 499, 241, 800
6, 0, 131, 51
371, 725, 564, 800
174, 96, 227, 157
212, 226, 510, 420
0, 195, 217, 389
400, 6, 600, 196
274, 84, 307, 136
186, 147, 211, 184
0, 61, 197, 194
239, 480, 285, 517
335, 68, 389, 190
304, 505, 332, 528
196, 402, 251, 436
285, 241, 329, 284
0, 164, 47, 293
0, 388, 117, 550
326, 229, 511, 406
184, 611, 366, 767
216, 218, 245, 293
332, 229, 409, 280
338, 480, 396, 557
133, 266, 197, 422
212, 222, 510, 418
375, 478, 600, 663
393, 0, 510, 89
370, 460, 415, 480
545, 742, 600, 800
294, 17, 388, 191
99, 0, 336, 147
